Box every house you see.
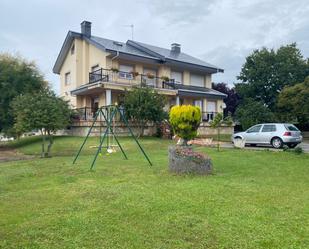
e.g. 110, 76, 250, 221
53, 21, 232, 136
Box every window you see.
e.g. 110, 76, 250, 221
119, 64, 133, 80
171, 71, 183, 84
246, 125, 262, 133
65, 72, 71, 85
143, 68, 157, 86
206, 101, 216, 113
205, 101, 216, 121
285, 124, 299, 131
70, 42, 75, 55
190, 73, 204, 87
194, 100, 203, 110
262, 125, 276, 132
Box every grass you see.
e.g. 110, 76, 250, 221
0, 136, 309, 249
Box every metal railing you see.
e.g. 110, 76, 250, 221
88, 68, 180, 89
72, 107, 97, 121
72, 106, 124, 122
201, 112, 218, 122
72, 107, 218, 123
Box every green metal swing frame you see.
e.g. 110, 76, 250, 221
73, 105, 152, 170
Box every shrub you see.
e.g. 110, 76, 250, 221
169, 105, 201, 144
123, 87, 166, 137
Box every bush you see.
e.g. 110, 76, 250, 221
123, 87, 166, 137
169, 105, 201, 144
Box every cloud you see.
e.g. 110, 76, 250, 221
1, 0, 309, 92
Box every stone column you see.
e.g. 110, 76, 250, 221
106, 89, 112, 105
176, 96, 180, 106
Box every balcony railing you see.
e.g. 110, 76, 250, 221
89, 68, 179, 89
202, 112, 218, 122
72, 107, 218, 123
72, 107, 124, 122
72, 107, 97, 121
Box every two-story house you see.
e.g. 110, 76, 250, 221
53, 21, 231, 136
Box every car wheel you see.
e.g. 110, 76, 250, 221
271, 137, 283, 149
287, 143, 297, 148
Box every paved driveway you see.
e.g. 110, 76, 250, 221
299, 142, 309, 153
221, 142, 309, 153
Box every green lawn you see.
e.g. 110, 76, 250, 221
1, 136, 309, 249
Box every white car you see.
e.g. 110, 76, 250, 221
0, 136, 14, 142
232, 123, 303, 149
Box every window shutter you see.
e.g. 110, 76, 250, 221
190, 74, 204, 87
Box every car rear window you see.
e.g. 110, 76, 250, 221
284, 124, 299, 131
262, 125, 276, 132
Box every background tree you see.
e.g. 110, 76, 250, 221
235, 98, 275, 130
11, 88, 71, 157
212, 82, 240, 116
210, 113, 233, 151
236, 43, 309, 110
277, 77, 309, 128
169, 105, 201, 145
0, 53, 45, 134
123, 87, 166, 137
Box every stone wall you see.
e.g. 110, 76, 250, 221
168, 146, 212, 175
58, 121, 234, 137
198, 123, 234, 136
58, 123, 157, 137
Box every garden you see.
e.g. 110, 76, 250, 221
1, 136, 309, 249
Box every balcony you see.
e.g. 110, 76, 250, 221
88, 68, 179, 90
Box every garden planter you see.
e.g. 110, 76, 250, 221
168, 146, 212, 175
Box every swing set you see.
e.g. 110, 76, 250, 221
73, 105, 152, 170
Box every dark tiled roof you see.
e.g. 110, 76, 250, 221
127, 40, 221, 70
170, 83, 227, 98
90, 36, 159, 60
53, 31, 224, 74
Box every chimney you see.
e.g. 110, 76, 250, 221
171, 43, 181, 53
81, 21, 91, 37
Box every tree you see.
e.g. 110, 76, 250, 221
169, 105, 201, 145
0, 53, 45, 134
277, 77, 309, 126
11, 88, 71, 157
212, 82, 240, 116
210, 113, 233, 151
123, 87, 167, 137
236, 43, 309, 110
235, 98, 275, 130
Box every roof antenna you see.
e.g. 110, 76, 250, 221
123, 24, 134, 40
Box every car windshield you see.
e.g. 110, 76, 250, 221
284, 124, 300, 131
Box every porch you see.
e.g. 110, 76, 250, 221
71, 106, 220, 124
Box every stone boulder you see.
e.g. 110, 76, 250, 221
168, 146, 212, 175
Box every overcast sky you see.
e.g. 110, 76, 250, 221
1, 0, 309, 93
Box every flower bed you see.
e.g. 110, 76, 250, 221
168, 146, 212, 175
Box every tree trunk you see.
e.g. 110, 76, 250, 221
137, 121, 145, 138
46, 131, 53, 157
41, 129, 46, 158
217, 127, 220, 151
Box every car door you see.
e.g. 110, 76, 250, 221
244, 125, 262, 143
259, 124, 276, 144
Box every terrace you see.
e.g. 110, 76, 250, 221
88, 68, 177, 90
